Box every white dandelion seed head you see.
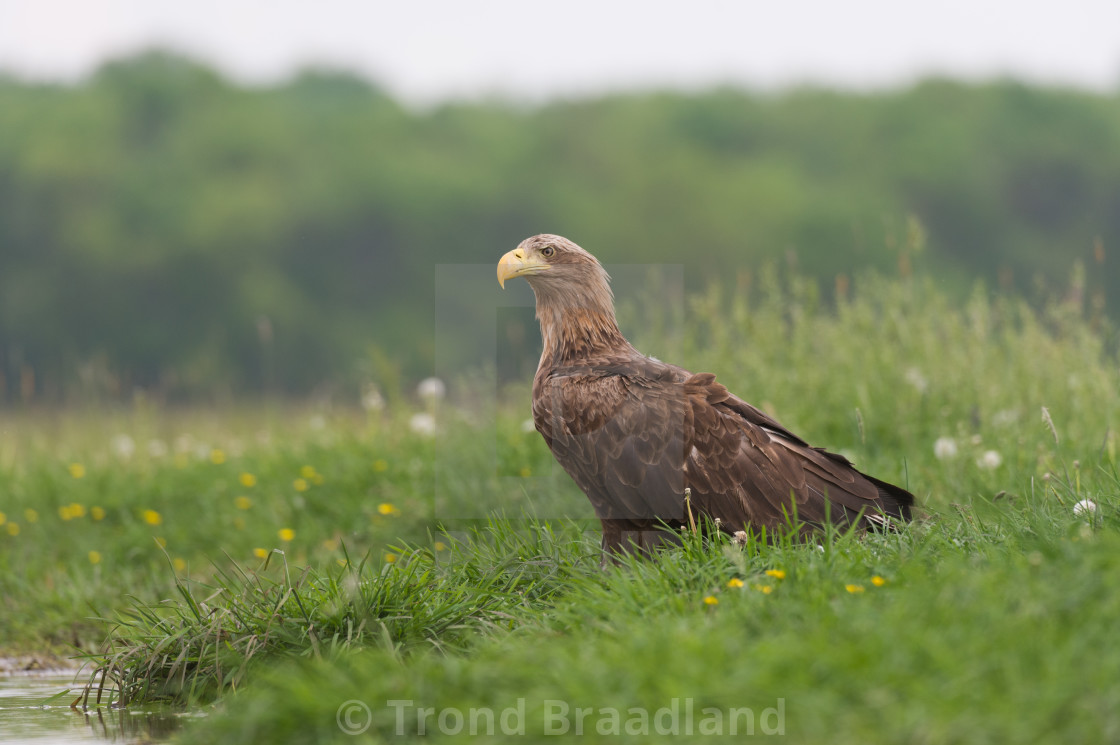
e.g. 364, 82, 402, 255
970, 434, 983, 446
361, 384, 385, 412
934, 437, 958, 460
904, 367, 929, 394
111, 434, 136, 460
732, 531, 748, 546
1073, 499, 1099, 517
409, 412, 437, 437
417, 377, 446, 402
977, 450, 1003, 469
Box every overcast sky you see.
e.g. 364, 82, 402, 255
2, 0, 1119, 104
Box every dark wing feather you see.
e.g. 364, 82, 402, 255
533, 359, 913, 537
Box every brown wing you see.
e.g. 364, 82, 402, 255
682, 372, 914, 532
532, 359, 691, 522
533, 359, 912, 535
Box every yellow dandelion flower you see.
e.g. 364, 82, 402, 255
91, 506, 106, 521
154, 537, 167, 548
845, 584, 865, 594
372, 459, 388, 473
238, 472, 257, 488
703, 595, 719, 606
727, 578, 745, 588
88, 551, 101, 565
377, 502, 399, 516
173, 558, 187, 572
69, 503, 86, 518
58, 505, 73, 521
871, 575, 887, 587
253, 547, 268, 559
519, 466, 532, 478
278, 528, 295, 542
753, 584, 774, 594
234, 496, 252, 510
210, 449, 226, 465
0, 512, 5, 526
23, 508, 38, 523
434, 541, 447, 552
6, 522, 19, 536
384, 552, 397, 564
765, 569, 786, 580
68, 463, 86, 479
293, 478, 309, 492
142, 509, 162, 526
300, 465, 317, 479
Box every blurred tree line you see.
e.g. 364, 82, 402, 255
0, 52, 1116, 402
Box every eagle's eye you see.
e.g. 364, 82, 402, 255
541, 245, 555, 258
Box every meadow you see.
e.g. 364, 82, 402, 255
1, 266, 1118, 743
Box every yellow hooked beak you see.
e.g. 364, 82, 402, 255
497, 248, 551, 288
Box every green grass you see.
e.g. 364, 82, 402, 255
2, 266, 1119, 743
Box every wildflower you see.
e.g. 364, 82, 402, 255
300, 465, 317, 479
845, 584, 866, 594
904, 367, 928, 394
727, 578, 745, 588
519, 466, 532, 477
142, 509, 162, 526
88, 551, 101, 564
234, 496, 252, 510
753, 584, 773, 594
871, 575, 887, 587
210, 449, 226, 465
111, 434, 136, 459
732, 531, 748, 546
6, 522, 19, 536
91, 506, 106, 521
239, 472, 257, 488
933, 437, 958, 460
703, 595, 719, 606
293, 478, 309, 492
278, 528, 295, 542
434, 542, 447, 552
253, 547, 268, 559
1073, 499, 1099, 517
23, 509, 38, 523
69, 503, 86, 518
385, 553, 398, 564
417, 377, 446, 402
373, 459, 389, 473
361, 384, 385, 412
377, 503, 399, 516
765, 569, 786, 580
173, 558, 187, 572
68, 463, 86, 479
409, 412, 437, 437
977, 450, 1003, 470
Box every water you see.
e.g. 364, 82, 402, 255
0, 672, 185, 744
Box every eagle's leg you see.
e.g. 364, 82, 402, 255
599, 519, 683, 566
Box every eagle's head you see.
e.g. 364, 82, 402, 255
497, 234, 613, 313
